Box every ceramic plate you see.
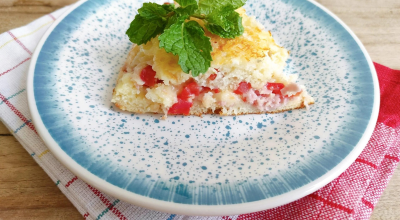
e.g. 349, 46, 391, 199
27, 0, 379, 216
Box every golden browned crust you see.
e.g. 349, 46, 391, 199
189, 99, 315, 117
189, 8, 284, 62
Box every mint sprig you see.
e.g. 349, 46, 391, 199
126, 0, 247, 76
159, 17, 213, 77
205, 5, 244, 38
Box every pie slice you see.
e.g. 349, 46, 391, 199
112, 8, 314, 118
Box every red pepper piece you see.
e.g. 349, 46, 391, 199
266, 82, 285, 94
201, 87, 220, 94
178, 82, 201, 100
212, 88, 220, 93
157, 79, 164, 84
208, 73, 217, 81
140, 65, 158, 87
202, 87, 211, 93
168, 99, 193, 115
234, 82, 252, 95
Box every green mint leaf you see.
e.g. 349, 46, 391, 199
195, 0, 246, 38
126, 14, 167, 45
174, 0, 198, 16
159, 16, 189, 50
138, 2, 172, 19
197, 0, 246, 15
206, 5, 238, 30
175, 0, 197, 7
205, 8, 244, 38
126, 0, 248, 75
161, 3, 175, 12
126, 3, 176, 45
165, 13, 179, 29
174, 4, 198, 16
159, 17, 212, 76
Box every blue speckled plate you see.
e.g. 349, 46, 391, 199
27, 0, 379, 216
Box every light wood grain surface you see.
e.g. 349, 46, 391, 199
0, 0, 399, 219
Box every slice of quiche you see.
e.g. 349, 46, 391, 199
112, 8, 314, 118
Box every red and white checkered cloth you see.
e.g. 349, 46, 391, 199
1, 6, 399, 220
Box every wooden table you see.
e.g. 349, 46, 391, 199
1, 0, 399, 219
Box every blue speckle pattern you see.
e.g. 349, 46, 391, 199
32, 0, 375, 205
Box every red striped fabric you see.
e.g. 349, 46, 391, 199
0, 92, 37, 133
65, 176, 78, 188
83, 212, 90, 219
7, 31, 32, 55
48, 14, 56, 21
356, 158, 378, 169
385, 155, 400, 162
362, 198, 374, 210
375, 63, 400, 128
87, 184, 128, 220
0, 57, 30, 78
235, 63, 400, 220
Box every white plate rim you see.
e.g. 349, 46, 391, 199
27, 0, 380, 216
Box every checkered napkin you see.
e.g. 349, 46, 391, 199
1, 6, 400, 220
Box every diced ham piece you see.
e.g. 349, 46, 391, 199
234, 82, 252, 95
243, 89, 258, 104
280, 83, 302, 97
